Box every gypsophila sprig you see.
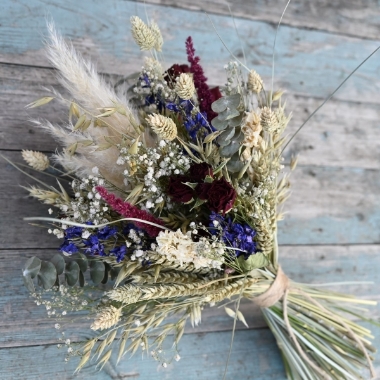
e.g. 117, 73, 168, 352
19, 17, 378, 380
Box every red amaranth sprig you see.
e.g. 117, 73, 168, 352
95, 186, 164, 237
186, 36, 221, 122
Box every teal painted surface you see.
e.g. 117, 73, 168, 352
1, 1, 380, 103
0, 1, 380, 379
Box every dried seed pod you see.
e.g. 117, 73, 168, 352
247, 69, 263, 93
260, 107, 279, 133
91, 306, 122, 331
145, 114, 177, 140
22, 150, 50, 171
175, 73, 195, 100
130, 16, 156, 51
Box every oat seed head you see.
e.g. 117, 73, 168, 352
130, 16, 156, 51
90, 306, 122, 331
22, 150, 50, 171
146, 114, 177, 141
175, 73, 195, 100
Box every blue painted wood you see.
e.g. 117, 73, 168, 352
0, 1, 380, 104
1, 323, 379, 380
1, 1, 380, 379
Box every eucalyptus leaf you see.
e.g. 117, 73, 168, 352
210, 117, 228, 131
217, 107, 240, 121
79, 270, 85, 287
101, 268, 109, 284
50, 254, 65, 275
218, 128, 236, 147
227, 159, 244, 173
220, 140, 240, 156
22, 256, 41, 279
65, 261, 80, 286
76, 253, 88, 273
90, 261, 105, 285
237, 252, 269, 272
23, 274, 35, 293
38, 261, 58, 290
211, 93, 241, 113
227, 113, 244, 128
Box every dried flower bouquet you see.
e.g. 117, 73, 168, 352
14, 16, 378, 380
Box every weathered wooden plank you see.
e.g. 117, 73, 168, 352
139, 0, 380, 40
0, 1, 380, 104
0, 329, 287, 380
1, 64, 380, 169
1, 245, 378, 348
2, 151, 380, 248
0, 321, 379, 380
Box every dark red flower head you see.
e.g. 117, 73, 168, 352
189, 162, 214, 182
167, 175, 194, 203
196, 178, 237, 215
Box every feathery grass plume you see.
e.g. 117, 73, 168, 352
247, 69, 263, 93
241, 111, 262, 159
26, 186, 65, 205
175, 73, 195, 100
130, 16, 156, 51
150, 21, 164, 52
44, 22, 140, 186
22, 150, 50, 171
260, 106, 279, 133
91, 306, 122, 331
146, 114, 177, 140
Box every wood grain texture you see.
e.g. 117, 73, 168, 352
0, 1, 380, 104
1, 0, 380, 379
139, 0, 380, 40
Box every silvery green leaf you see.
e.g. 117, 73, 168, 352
217, 107, 240, 121
76, 253, 88, 273
220, 140, 240, 156
65, 261, 80, 286
51, 254, 65, 275
90, 261, 105, 285
237, 252, 269, 272
23, 275, 35, 293
211, 93, 241, 113
211, 117, 228, 131
227, 159, 244, 173
101, 267, 109, 284
79, 270, 85, 287
22, 256, 41, 279
218, 127, 236, 147
38, 261, 57, 290
228, 113, 244, 128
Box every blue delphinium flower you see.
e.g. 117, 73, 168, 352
110, 245, 127, 263
209, 212, 257, 259
60, 241, 79, 255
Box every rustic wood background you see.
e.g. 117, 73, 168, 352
0, 0, 380, 379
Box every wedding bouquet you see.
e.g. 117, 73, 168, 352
16, 16, 377, 379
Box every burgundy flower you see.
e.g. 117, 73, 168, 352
189, 162, 214, 182
167, 175, 194, 203
209, 86, 222, 102
164, 64, 191, 88
196, 178, 237, 215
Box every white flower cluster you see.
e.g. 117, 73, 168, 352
117, 141, 191, 210
127, 228, 150, 262
48, 169, 110, 239
155, 229, 225, 270
67, 169, 110, 227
